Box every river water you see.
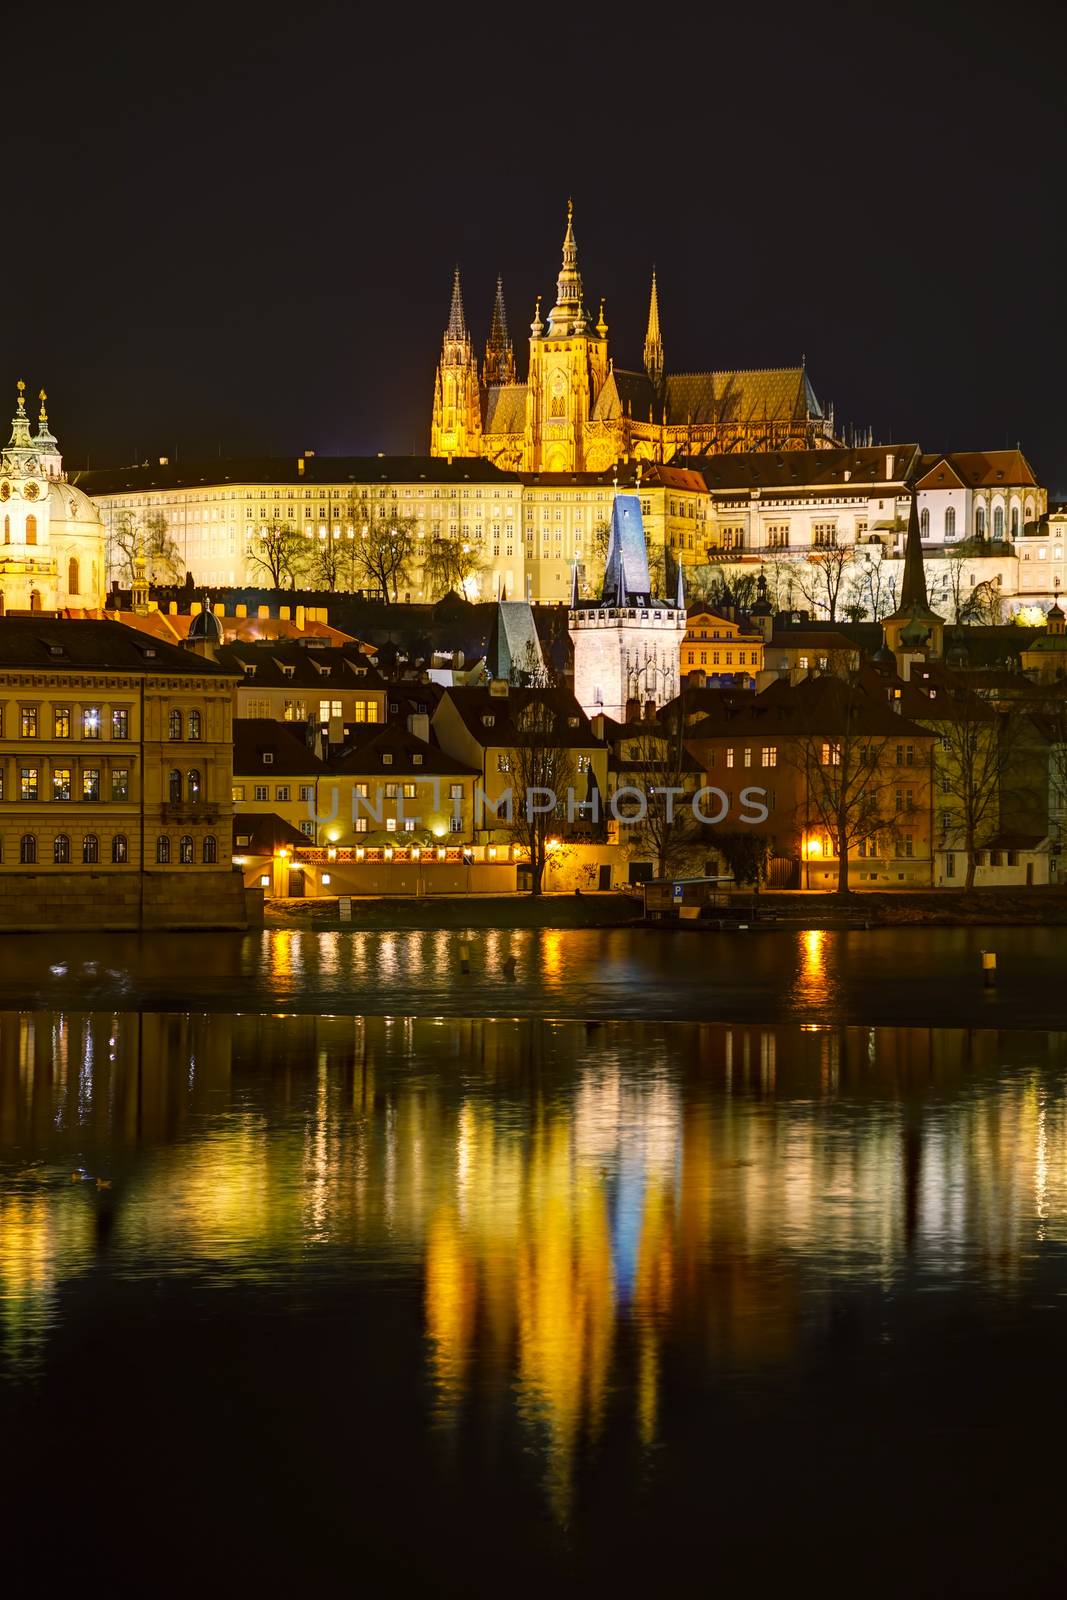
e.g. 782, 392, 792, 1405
2, 931, 1067, 1595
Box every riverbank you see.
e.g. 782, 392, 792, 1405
263, 887, 1067, 931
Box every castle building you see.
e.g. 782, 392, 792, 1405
1, 382, 107, 615
431, 203, 836, 474
569, 492, 687, 722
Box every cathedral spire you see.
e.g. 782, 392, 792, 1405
644, 268, 664, 390
483, 274, 516, 385
446, 265, 467, 341
547, 198, 588, 337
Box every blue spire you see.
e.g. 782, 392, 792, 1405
601, 493, 652, 603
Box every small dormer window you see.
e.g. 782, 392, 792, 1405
482, 714, 495, 727
244, 664, 256, 678
413, 753, 423, 765
262, 752, 274, 765
567, 715, 578, 728
382, 752, 393, 765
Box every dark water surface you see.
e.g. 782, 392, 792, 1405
3, 1004, 1067, 1595
0, 921, 1066, 1025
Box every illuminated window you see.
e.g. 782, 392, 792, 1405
20, 707, 37, 739
20, 767, 38, 801
169, 710, 183, 740
112, 708, 129, 739
188, 710, 202, 741
52, 767, 72, 801
761, 746, 777, 767
82, 707, 101, 740
54, 707, 70, 738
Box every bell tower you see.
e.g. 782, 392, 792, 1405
525, 201, 608, 472
430, 267, 483, 459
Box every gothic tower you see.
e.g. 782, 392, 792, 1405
525, 201, 609, 472
482, 275, 516, 386
568, 491, 686, 722
430, 267, 482, 459
643, 268, 664, 398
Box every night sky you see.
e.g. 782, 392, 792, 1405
8, 1, 1066, 489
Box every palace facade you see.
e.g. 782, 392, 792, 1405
430, 203, 837, 473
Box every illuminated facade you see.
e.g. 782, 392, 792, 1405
0, 382, 107, 615
0, 617, 246, 927
431, 203, 836, 474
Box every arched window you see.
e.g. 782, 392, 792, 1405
169, 770, 183, 802
920, 509, 929, 538
169, 710, 183, 740
157, 835, 171, 864
1010, 507, 1019, 537
993, 507, 1004, 539
550, 394, 565, 418
25, 514, 37, 546
188, 710, 202, 741
202, 835, 218, 864
112, 834, 128, 864
68, 557, 80, 595
82, 834, 99, 864
945, 506, 956, 538
29, 589, 41, 612
54, 835, 71, 865
975, 507, 986, 538
179, 835, 194, 864
20, 835, 37, 865
187, 769, 202, 801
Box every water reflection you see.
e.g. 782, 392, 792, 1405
3, 1013, 1067, 1524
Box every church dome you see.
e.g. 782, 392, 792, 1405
46, 479, 103, 527
188, 607, 224, 645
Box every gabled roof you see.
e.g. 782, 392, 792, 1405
916, 449, 1039, 490
100, 607, 357, 648
699, 445, 920, 493
487, 599, 545, 681
438, 685, 605, 749
665, 367, 821, 427
687, 673, 933, 740
331, 721, 478, 778
217, 641, 388, 691
0, 616, 236, 675
483, 383, 528, 435
233, 719, 326, 776
591, 368, 658, 424
233, 811, 309, 853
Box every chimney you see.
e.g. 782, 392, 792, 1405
591, 713, 605, 741
625, 696, 641, 724
885, 452, 895, 481
407, 711, 430, 744
689, 668, 707, 689
488, 678, 509, 698
643, 698, 657, 721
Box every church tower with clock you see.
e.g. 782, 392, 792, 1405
0, 380, 107, 615
524, 201, 609, 472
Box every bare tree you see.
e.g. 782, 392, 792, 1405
423, 528, 486, 600
613, 707, 702, 878
245, 520, 311, 589
790, 546, 856, 622
507, 698, 577, 896
940, 548, 1005, 626
348, 507, 417, 603
923, 690, 1022, 891
854, 545, 897, 622
109, 510, 183, 585
784, 669, 910, 894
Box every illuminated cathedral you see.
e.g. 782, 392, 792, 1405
430, 202, 837, 472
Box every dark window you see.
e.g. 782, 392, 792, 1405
53, 835, 71, 865
82, 834, 99, 864
169, 710, 183, 740
179, 836, 194, 864
20, 835, 37, 865
202, 835, 218, 864
157, 836, 171, 864
112, 835, 128, 864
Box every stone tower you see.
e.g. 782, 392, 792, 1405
525, 201, 609, 472
430, 267, 482, 459
482, 275, 516, 386
568, 491, 686, 721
